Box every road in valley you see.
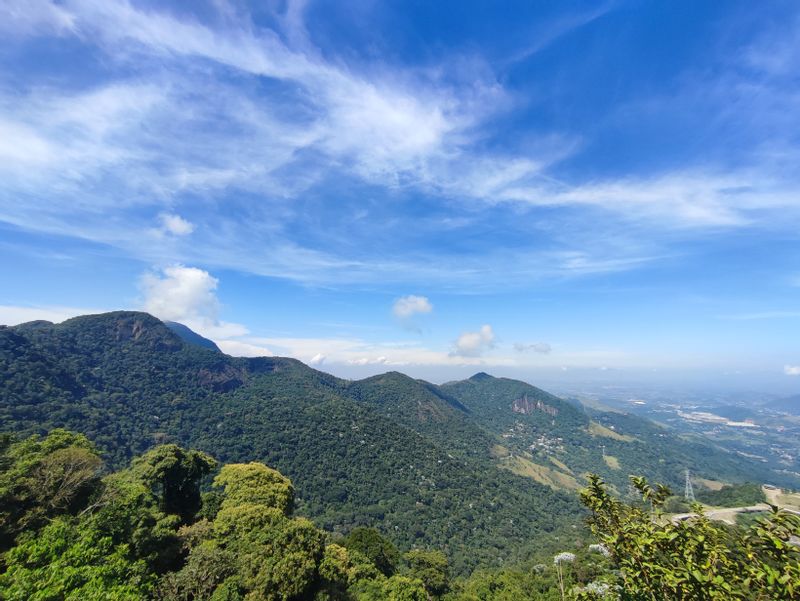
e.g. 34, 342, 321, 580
671, 485, 800, 525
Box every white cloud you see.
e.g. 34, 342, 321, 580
486, 170, 773, 228
139, 264, 248, 339
784, 365, 800, 376
215, 339, 273, 357
241, 333, 637, 369
244, 335, 512, 367
38, 0, 489, 184
392, 295, 433, 318
348, 356, 389, 366
744, 14, 800, 77
514, 342, 552, 354
0, 304, 106, 325
0, 0, 76, 36
309, 353, 326, 366
158, 213, 194, 236
141, 265, 220, 323
452, 324, 495, 357
0, 120, 57, 166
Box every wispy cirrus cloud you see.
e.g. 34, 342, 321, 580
0, 0, 77, 36
1, 0, 800, 292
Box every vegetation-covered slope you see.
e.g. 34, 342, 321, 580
1, 311, 794, 574
0, 430, 438, 600
440, 373, 790, 494
0, 312, 578, 574
4, 429, 799, 601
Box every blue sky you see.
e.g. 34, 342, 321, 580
1, 0, 800, 390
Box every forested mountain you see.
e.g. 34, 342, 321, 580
439, 372, 796, 494
0, 311, 794, 574
0, 312, 578, 573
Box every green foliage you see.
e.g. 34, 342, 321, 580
86, 470, 183, 573
349, 574, 428, 601
3, 311, 791, 579
0, 429, 102, 550
343, 527, 400, 577
6, 424, 798, 601
156, 541, 238, 600
214, 462, 294, 514
214, 505, 326, 599
0, 443, 213, 598
380, 575, 428, 600
663, 496, 690, 514
580, 473, 800, 600
0, 517, 156, 600
404, 549, 450, 597
444, 564, 567, 601
0, 440, 293, 598
441, 374, 786, 497
696, 482, 765, 507
0, 428, 472, 600
163, 457, 454, 600
130, 444, 217, 521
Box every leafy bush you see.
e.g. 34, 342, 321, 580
580, 474, 800, 600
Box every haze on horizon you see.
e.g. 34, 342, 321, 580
1, 0, 799, 394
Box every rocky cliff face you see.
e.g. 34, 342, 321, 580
512, 395, 559, 417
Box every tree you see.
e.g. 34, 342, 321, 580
0, 431, 453, 601
0, 516, 156, 600
0, 429, 102, 550
344, 527, 401, 577
382, 575, 429, 600
404, 549, 450, 597
130, 444, 217, 522
213, 462, 294, 515
167, 462, 336, 600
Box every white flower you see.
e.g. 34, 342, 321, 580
553, 551, 576, 565
574, 581, 620, 599
589, 543, 611, 557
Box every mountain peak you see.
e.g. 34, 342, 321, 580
53, 311, 184, 352
469, 372, 494, 382
164, 321, 221, 352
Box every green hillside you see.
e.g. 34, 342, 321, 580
0, 312, 578, 574
441, 373, 793, 494
1, 311, 795, 574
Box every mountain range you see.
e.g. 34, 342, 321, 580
1, 311, 794, 573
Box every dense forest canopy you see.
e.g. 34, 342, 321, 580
1, 430, 799, 600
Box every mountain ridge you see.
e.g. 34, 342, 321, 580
0, 311, 580, 573
164, 320, 222, 352
2, 311, 796, 573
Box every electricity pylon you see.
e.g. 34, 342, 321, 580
684, 469, 695, 503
